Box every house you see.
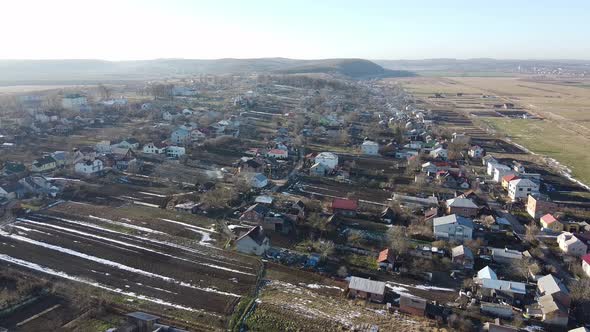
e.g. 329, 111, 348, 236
479, 278, 526, 305
266, 149, 288, 159
191, 128, 207, 141
314, 152, 338, 169
95, 140, 112, 153
490, 248, 523, 264
445, 197, 478, 217
142, 142, 167, 154
108, 148, 137, 171
399, 294, 427, 316
247, 173, 268, 188
347, 276, 386, 303
114, 138, 140, 150
0, 182, 22, 200
537, 274, 571, 307
61, 94, 87, 110
310, 162, 329, 176
468, 145, 485, 158
361, 140, 379, 156
74, 158, 104, 176
501, 174, 519, 190
508, 178, 539, 201
18, 176, 59, 197
433, 214, 474, 242
480, 302, 514, 319
31, 156, 57, 173
581, 254, 590, 278
50, 151, 68, 168
377, 249, 395, 271
162, 110, 180, 121
255, 195, 273, 205
482, 318, 519, 332
118, 312, 189, 332
429, 147, 448, 160
527, 194, 557, 219
3, 161, 26, 175
171, 128, 190, 145
477, 266, 498, 281
482, 155, 498, 167
451, 245, 474, 269
538, 294, 569, 327
262, 213, 296, 234
540, 213, 564, 232
557, 232, 588, 256
240, 204, 270, 223
235, 226, 269, 256
166, 146, 185, 158
331, 198, 358, 217
493, 165, 514, 183
238, 158, 264, 174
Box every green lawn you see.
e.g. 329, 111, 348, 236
482, 118, 590, 186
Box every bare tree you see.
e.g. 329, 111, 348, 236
387, 226, 410, 256
525, 221, 540, 243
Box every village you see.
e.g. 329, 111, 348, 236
0, 74, 590, 332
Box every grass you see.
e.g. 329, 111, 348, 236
481, 117, 590, 186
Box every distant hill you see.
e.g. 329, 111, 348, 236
0, 58, 414, 84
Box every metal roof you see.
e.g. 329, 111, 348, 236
481, 279, 526, 295
348, 276, 386, 295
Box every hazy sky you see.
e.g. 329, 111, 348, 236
2, 0, 589, 60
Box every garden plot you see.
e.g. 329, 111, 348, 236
245, 280, 440, 332
0, 202, 262, 328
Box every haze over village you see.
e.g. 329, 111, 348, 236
1, 1, 590, 332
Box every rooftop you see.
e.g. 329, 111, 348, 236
348, 276, 386, 295
332, 198, 358, 211
433, 214, 474, 229
446, 197, 478, 209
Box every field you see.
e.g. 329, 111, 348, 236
0, 201, 263, 330
244, 263, 445, 332
393, 76, 590, 188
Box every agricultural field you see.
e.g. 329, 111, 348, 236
394, 76, 590, 188
244, 264, 445, 332
0, 201, 263, 331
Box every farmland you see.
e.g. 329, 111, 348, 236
0, 201, 262, 331
394, 76, 590, 187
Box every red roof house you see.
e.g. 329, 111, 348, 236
332, 198, 358, 217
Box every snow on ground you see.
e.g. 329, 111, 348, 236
138, 191, 168, 198
132, 201, 161, 208
0, 253, 217, 315
17, 218, 255, 276
88, 215, 165, 234
300, 283, 343, 291
387, 281, 454, 294
0, 230, 241, 298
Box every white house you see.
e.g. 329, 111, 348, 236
508, 178, 539, 201
61, 94, 87, 110
171, 128, 190, 145
265, 149, 288, 159
433, 214, 474, 243
235, 226, 269, 256
487, 161, 504, 176
429, 147, 448, 160
114, 138, 140, 150
493, 165, 515, 183
143, 142, 167, 154
95, 140, 112, 153
557, 232, 588, 257
74, 158, 104, 176
162, 110, 180, 121
468, 145, 485, 158
361, 140, 379, 156
315, 152, 338, 169
166, 146, 185, 158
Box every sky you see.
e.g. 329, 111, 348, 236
1, 0, 589, 61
